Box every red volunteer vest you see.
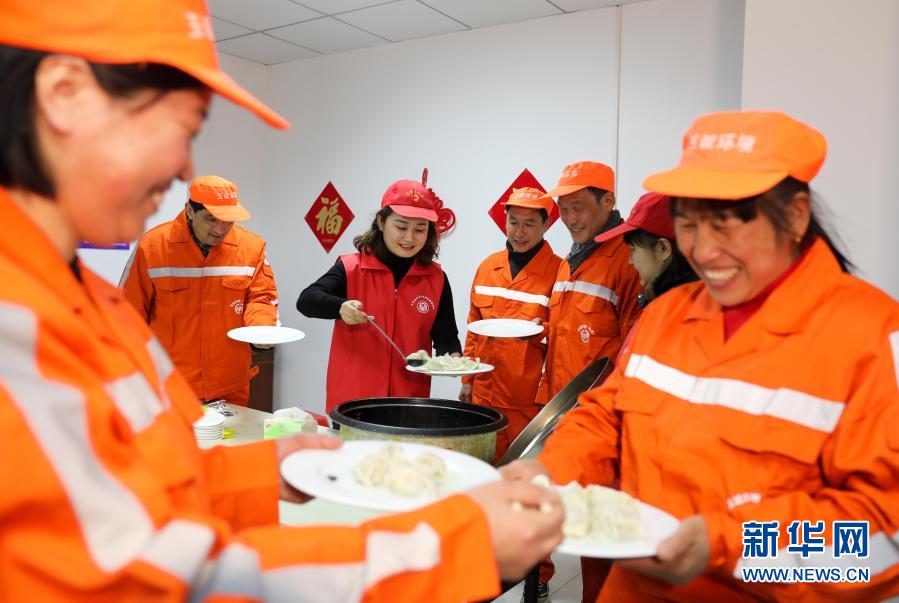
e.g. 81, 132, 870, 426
325, 252, 444, 412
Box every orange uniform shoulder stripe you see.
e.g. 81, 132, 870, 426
623, 353, 844, 433
552, 279, 618, 305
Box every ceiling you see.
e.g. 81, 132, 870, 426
211, 0, 644, 65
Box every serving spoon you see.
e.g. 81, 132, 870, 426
366, 316, 427, 367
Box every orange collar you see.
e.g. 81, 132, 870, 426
0, 188, 95, 313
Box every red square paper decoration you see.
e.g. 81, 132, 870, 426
487, 168, 559, 234
304, 181, 354, 253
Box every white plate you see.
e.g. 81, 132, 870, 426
405, 363, 494, 377
556, 495, 680, 559
193, 410, 225, 428
280, 440, 500, 512
468, 318, 543, 338
227, 326, 305, 346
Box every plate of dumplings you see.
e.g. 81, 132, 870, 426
280, 441, 500, 512
553, 481, 680, 559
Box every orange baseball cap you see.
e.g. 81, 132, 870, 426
502, 187, 556, 215
189, 175, 250, 222
0, 0, 289, 130
543, 161, 615, 199
643, 110, 826, 200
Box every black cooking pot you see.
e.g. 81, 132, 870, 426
330, 397, 508, 463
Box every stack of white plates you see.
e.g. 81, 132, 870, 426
193, 410, 225, 441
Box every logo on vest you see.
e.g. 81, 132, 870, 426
727, 492, 762, 511
578, 324, 596, 343
230, 299, 244, 315
411, 294, 435, 314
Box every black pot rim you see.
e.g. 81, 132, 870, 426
329, 397, 508, 436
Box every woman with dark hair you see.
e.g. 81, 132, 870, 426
0, 2, 564, 600
297, 171, 462, 412
596, 192, 699, 308
503, 110, 899, 601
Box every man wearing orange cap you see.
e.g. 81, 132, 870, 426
121, 175, 279, 406
503, 111, 899, 601
533, 161, 643, 599
0, 0, 564, 601
536, 162, 642, 403
459, 187, 562, 461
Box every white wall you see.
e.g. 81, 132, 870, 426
84, 0, 898, 415
741, 0, 899, 298
617, 0, 744, 211
263, 1, 746, 413
266, 10, 620, 411
78, 53, 271, 284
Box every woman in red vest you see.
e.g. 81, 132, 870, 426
298, 172, 459, 412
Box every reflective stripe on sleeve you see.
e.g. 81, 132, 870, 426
474, 285, 550, 307
0, 302, 154, 571
262, 523, 441, 603
105, 372, 165, 433
140, 520, 216, 585
552, 280, 618, 305
147, 266, 255, 278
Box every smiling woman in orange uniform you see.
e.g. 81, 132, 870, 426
459, 187, 562, 461
0, 1, 565, 600
503, 111, 899, 602
298, 174, 461, 413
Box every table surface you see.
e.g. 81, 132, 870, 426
198, 406, 383, 526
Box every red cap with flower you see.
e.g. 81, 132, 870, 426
381, 169, 456, 235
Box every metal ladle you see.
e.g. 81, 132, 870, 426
366, 316, 427, 366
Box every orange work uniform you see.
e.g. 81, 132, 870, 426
0, 189, 502, 603
536, 234, 642, 403
121, 210, 278, 405
540, 239, 899, 602
462, 242, 562, 460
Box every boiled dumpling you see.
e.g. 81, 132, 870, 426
586, 485, 644, 543
415, 452, 447, 479
354, 444, 447, 497
561, 484, 591, 538
558, 482, 645, 542
354, 453, 389, 486
383, 462, 438, 497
